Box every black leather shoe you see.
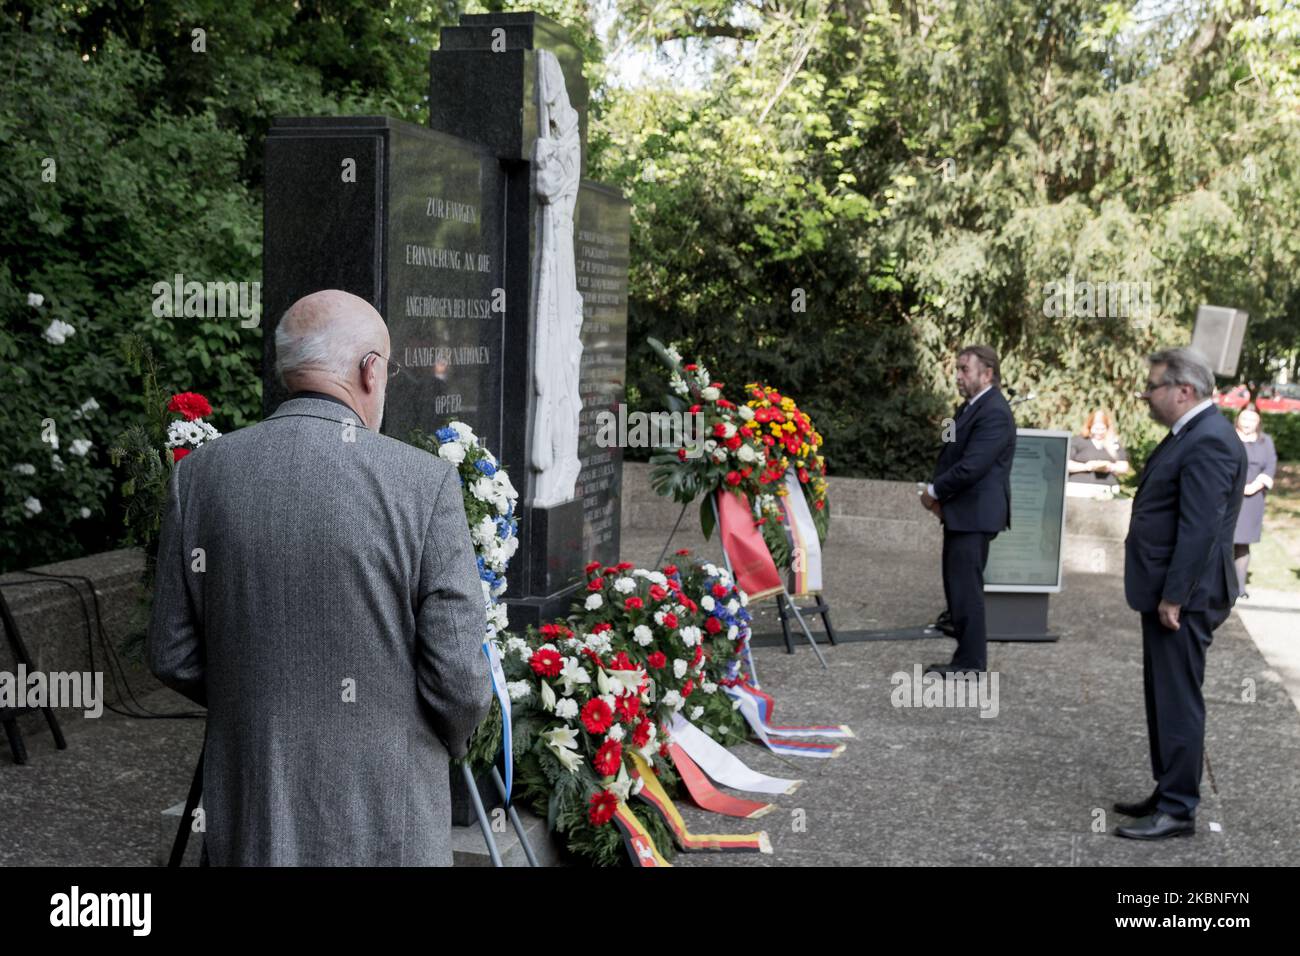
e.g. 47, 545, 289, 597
923, 661, 951, 674
1115, 811, 1194, 840
1113, 793, 1159, 817
924, 662, 984, 677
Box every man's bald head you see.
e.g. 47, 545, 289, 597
274, 290, 391, 429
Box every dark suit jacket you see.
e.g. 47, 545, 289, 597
931, 387, 1017, 533
1124, 404, 1248, 613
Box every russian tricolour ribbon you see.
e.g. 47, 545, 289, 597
724, 681, 853, 758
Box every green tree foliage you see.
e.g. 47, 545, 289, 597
594, 0, 1300, 477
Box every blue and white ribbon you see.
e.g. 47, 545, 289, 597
482, 638, 512, 801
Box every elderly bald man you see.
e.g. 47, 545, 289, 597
148, 289, 492, 866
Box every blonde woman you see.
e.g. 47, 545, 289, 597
1067, 409, 1130, 499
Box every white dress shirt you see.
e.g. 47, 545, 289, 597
1171, 398, 1215, 436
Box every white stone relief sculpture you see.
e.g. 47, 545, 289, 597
528, 50, 585, 507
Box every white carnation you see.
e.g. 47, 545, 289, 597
737, 443, 757, 463
607, 724, 625, 743
554, 697, 579, 720
27, 293, 44, 308
506, 681, 532, 701
69, 438, 92, 457
12, 463, 35, 476
633, 625, 653, 647
690, 706, 705, 720
438, 441, 466, 465
673, 659, 688, 679
613, 576, 635, 594
22, 497, 42, 517
585, 593, 603, 610
700, 386, 720, 401
79, 507, 92, 519
738, 405, 754, 420
701, 596, 715, 611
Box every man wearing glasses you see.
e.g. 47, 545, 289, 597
1115, 346, 1247, 840
148, 289, 490, 865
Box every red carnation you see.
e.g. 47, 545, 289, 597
675, 549, 691, 556
683, 363, 697, 371
587, 578, 605, 591
616, 561, 634, 571
589, 790, 618, 826
592, 622, 613, 634
662, 612, 678, 629
530, 647, 562, 677
648, 651, 667, 669
540, 623, 572, 639
633, 718, 653, 747
681, 597, 698, 613
725, 471, 741, 486
712, 584, 728, 598
624, 596, 644, 610
688, 404, 701, 413
616, 695, 641, 722
724, 435, 742, 451
682, 679, 695, 698
172, 447, 191, 462
585, 560, 602, 575
662, 564, 678, 576
692, 645, 704, 666
581, 698, 614, 734
593, 739, 623, 776
815, 499, 825, 510
705, 616, 722, 635
658, 742, 670, 758
649, 584, 667, 602
603, 566, 618, 576
609, 651, 637, 671
168, 392, 212, 422
677, 447, 688, 461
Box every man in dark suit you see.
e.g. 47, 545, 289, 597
1115, 347, 1247, 840
920, 345, 1017, 674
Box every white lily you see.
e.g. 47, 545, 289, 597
539, 679, 556, 712
542, 726, 583, 773
558, 656, 591, 696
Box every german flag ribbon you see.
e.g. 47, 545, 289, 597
668, 743, 774, 819
612, 802, 672, 867
630, 753, 771, 854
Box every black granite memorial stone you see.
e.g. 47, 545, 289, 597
263, 13, 630, 630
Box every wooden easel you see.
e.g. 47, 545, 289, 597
0, 586, 67, 764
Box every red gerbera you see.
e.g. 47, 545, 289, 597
593, 739, 623, 776
529, 647, 562, 677
647, 651, 667, 669
581, 698, 614, 735
168, 392, 212, 421
588, 790, 618, 826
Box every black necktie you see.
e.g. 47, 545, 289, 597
955, 401, 970, 420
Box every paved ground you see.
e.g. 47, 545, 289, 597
2, 526, 1297, 866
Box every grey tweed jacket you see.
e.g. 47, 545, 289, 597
148, 396, 492, 866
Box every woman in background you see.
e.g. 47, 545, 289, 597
1233, 406, 1278, 598
1067, 409, 1129, 499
